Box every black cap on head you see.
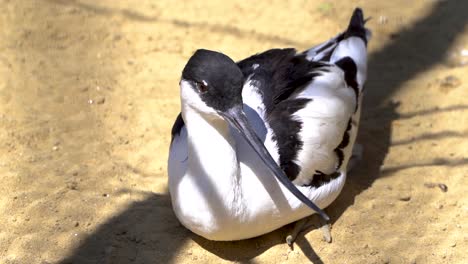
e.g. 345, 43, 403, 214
182, 49, 244, 112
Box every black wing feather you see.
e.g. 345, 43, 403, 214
170, 113, 185, 143
237, 49, 326, 113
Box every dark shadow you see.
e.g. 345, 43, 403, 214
328, 0, 468, 229
46, 0, 306, 46
295, 236, 325, 264
191, 232, 282, 262
380, 157, 468, 176
191, 220, 330, 263
391, 130, 468, 146
60, 193, 191, 264
388, 104, 468, 120
59, 1, 468, 263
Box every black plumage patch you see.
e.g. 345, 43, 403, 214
334, 149, 345, 170
334, 118, 353, 170
237, 49, 327, 113
237, 48, 297, 80
335, 56, 359, 103
170, 113, 185, 143
271, 55, 328, 105
267, 98, 311, 181
305, 170, 341, 188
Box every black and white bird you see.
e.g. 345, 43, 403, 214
168, 8, 370, 243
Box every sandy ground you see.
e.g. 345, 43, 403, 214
0, 0, 467, 263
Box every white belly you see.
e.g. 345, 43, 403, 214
168, 117, 348, 241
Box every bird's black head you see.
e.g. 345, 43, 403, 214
181, 49, 244, 113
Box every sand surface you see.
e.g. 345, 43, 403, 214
0, 0, 467, 263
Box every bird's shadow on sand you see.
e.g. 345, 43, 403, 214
60, 1, 467, 263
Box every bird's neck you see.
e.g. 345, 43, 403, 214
182, 106, 242, 196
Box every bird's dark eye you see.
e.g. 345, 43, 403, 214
196, 81, 208, 93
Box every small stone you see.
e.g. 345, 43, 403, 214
438, 184, 448, 192
102, 193, 109, 197
52, 145, 59, 151
450, 242, 456, 247
440, 75, 461, 87
67, 182, 78, 190
439, 75, 461, 93
75, 222, 80, 227
96, 97, 105, 104
399, 195, 411, 202
88, 99, 94, 104
424, 182, 447, 192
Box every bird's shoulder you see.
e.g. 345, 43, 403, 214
237, 49, 328, 113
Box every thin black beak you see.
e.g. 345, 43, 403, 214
220, 106, 330, 222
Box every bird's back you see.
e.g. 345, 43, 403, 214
238, 8, 370, 186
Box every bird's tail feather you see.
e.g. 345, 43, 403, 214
343, 7, 371, 44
